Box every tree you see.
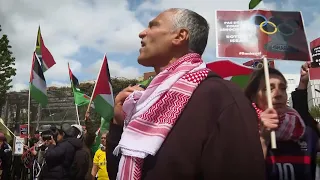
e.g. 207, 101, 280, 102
77, 77, 138, 127
309, 105, 320, 119
0, 25, 16, 115
40, 77, 139, 128
78, 77, 139, 96
110, 77, 138, 95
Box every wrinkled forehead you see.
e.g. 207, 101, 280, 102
259, 74, 287, 87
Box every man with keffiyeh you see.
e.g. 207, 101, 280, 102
107, 8, 266, 180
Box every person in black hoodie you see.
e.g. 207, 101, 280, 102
291, 62, 320, 180
68, 124, 90, 180
41, 124, 83, 180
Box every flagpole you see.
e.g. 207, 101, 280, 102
0, 120, 17, 138
68, 62, 81, 124
75, 105, 80, 125
262, 56, 277, 149
28, 52, 35, 148
36, 104, 41, 130
27, 85, 31, 147
86, 54, 106, 115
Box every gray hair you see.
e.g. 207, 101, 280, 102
169, 8, 209, 55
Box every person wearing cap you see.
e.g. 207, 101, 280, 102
0, 132, 11, 180
41, 123, 83, 180
67, 124, 91, 180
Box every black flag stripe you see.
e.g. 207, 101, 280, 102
33, 54, 46, 82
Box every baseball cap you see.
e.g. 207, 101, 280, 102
71, 124, 83, 139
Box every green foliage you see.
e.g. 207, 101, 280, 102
0, 25, 17, 113
76, 78, 138, 96
309, 105, 320, 119
41, 77, 138, 127
78, 82, 94, 96
110, 78, 138, 95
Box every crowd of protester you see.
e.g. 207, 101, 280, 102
1, 7, 320, 180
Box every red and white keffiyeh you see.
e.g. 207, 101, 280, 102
252, 103, 306, 141
113, 53, 209, 180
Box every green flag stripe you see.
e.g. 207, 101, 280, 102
93, 94, 114, 119
230, 75, 250, 88
31, 70, 47, 95
73, 88, 90, 106
91, 117, 110, 154
30, 83, 48, 106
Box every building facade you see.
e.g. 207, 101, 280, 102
283, 74, 300, 107
284, 74, 320, 113
307, 80, 320, 107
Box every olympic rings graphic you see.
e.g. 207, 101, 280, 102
252, 60, 271, 68
251, 14, 298, 36
251, 15, 268, 27
259, 21, 277, 35
277, 23, 295, 36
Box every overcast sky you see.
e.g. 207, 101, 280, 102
0, 0, 319, 91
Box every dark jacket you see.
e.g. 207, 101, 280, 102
265, 89, 320, 180
292, 89, 320, 137
107, 72, 266, 180
41, 137, 82, 180
83, 119, 96, 180
0, 142, 11, 180
291, 89, 320, 180
70, 146, 90, 180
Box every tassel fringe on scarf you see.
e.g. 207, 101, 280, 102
252, 103, 306, 141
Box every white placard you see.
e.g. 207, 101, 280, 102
14, 137, 25, 155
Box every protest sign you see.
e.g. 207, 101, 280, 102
20, 124, 28, 138
216, 10, 309, 61
309, 38, 320, 80
14, 137, 25, 155
310, 38, 320, 63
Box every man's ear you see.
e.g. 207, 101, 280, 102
172, 28, 189, 46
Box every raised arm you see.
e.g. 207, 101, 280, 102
292, 62, 320, 137
106, 85, 144, 180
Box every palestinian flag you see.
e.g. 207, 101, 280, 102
0, 118, 12, 143
91, 55, 114, 120
68, 63, 90, 106
30, 52, 47, 106
139, 78, 153, 89
91, 117, 110, 154
249, 0, 262, 9
207, 60, 254, 88
35, 26, 56, 72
